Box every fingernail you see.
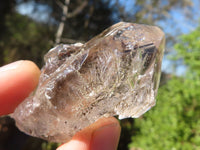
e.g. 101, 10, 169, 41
90, 123, 120, 150
0, 61, 23, 72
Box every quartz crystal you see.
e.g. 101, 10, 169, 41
11, 22, 165, 143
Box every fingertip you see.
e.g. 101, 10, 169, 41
57, 117, 121, 150
0, 60, 40, 115
22, 60, 40, 78
90, 117, 121, 150
19, 60, 41, 87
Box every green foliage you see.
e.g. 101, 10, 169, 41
130, 77, 200, 150
41, 142, 60, 150
129, 26, 200, 150
174, 25, 200, 77
0, 12, 54, 67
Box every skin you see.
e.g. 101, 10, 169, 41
0, 60, 121, 150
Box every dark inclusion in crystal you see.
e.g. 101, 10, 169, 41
11, 22, 165, 143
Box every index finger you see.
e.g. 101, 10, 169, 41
0, 60, 40, 116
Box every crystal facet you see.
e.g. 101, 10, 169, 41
11, 22, 165, 143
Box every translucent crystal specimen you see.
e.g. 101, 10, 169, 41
11, 22, 165, 143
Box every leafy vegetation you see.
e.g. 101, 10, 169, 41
0, 13, 54, 67
174, 26, 200, 77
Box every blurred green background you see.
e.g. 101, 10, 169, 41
0, 0, 200, 150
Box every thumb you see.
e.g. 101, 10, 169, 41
57, 117, 121, 150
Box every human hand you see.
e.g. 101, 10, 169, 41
0, 60, 40, 116
0, 60, 121, 150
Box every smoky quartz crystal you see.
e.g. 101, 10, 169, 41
11, 22, 165, 143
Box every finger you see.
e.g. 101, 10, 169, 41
57, 117, 121, 150
0, 60, 40, 115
